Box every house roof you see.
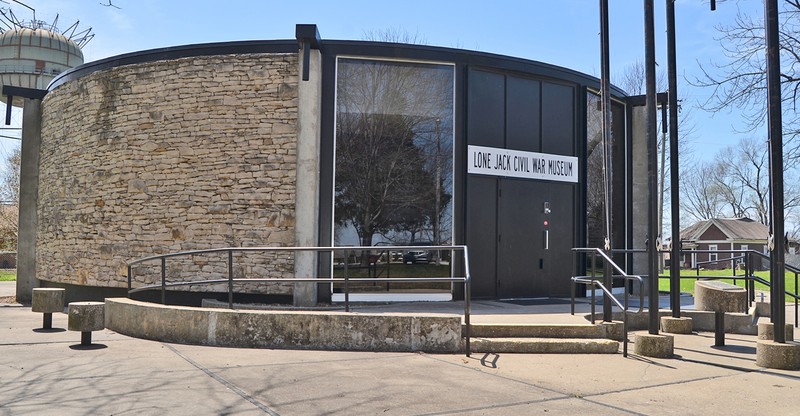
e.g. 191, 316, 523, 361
680, 218, 768, 242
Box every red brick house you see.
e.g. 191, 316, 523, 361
678, 218, 770, 269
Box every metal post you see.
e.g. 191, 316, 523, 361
465, 276, 471, 357
747, 253, 755, 304
228, 250, 234, 309
667, 0, 681, 319
600, 0, 614, 323
344, 249, 350, 312
715, 311, 725, 346
161, 257, 166, 305
81, 331, 92, 346
127, 265, 132, 296
765, 0, 786, 343
644, 0, 660, 335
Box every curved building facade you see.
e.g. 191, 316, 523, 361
21, 25, 632, 304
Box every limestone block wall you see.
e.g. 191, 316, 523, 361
39, 53, 299, 293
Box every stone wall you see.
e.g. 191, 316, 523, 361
39, 53, 299, 293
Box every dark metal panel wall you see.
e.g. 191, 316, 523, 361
465, 68, 504, 298
541, 83, 575, 156
540, 81, 578, 296
506, 77, 541, 152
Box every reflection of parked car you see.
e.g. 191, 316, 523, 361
404, 250, 429, 264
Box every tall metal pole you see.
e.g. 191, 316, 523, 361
765, 0, 786, 343
600, 0, 613, 322
434, 117, 441, 265
644, 0, 660, 335
666, 0, 681, 318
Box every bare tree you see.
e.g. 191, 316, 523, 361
362, 27, 428, 45
681, 136, 800, 226
714, 138, 770, 223
691, 1, 800, 162
680, 160, 726, 223
0, 147, 19, 250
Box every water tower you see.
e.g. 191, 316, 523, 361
0, 2, 92, 107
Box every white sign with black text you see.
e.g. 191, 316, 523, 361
467, 145, 579, 183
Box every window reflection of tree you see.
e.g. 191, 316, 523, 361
334, 59, 453, 252
586, 92, 605, 248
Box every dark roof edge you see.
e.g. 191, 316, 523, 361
47, 37, 629, 99
47, 40, 298, 90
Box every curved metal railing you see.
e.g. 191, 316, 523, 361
571, 247, 644, 357
667, 249, 799, 327
126, 245, 474, 355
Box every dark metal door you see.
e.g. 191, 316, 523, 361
497, 179, 544, 298
466, 67, 577, 298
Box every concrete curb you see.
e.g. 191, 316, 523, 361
105, 297, 463, 353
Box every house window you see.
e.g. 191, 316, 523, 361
709, 244, 718, 263
738, 244, 748, 267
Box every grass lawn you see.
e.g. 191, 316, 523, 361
656, 268, 799, 301
0, 270, 16, 281
332, 262, 452, 290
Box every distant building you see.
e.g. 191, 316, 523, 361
0, 251, 15, 269
678, 217, 785, 270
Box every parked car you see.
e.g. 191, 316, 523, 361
404, 250, 429, 264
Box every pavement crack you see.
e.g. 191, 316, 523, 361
163, 343, 280, 415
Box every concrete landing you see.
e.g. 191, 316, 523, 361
3, 304, 800, 415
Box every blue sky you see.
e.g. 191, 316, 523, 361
2, 0, 768, 162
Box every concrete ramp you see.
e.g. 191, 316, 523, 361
104, 298, 463, 353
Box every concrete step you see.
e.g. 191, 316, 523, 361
467, 323, 607, 339
470, 337, 620, 354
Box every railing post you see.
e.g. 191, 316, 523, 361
228, 250, 234, 309
344, 249, 350, 312
795, 272, 798, 328
127, 265, 132, 297
464, 273, 471, 357
603, 251, 612, 322
746, 252, 754, 304
590, 282, 596, 324
161, 257, 166, 305
570, 278, 576, 315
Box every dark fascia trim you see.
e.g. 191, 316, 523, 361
47, 39, 298, 91
625, 92, 668, 107
3, 85, 47, 124
296, 24, 321, 49
321, 40, 629, 98
46, 34, 630, 100
3, 85, 47, 100
296, 24, 322, 81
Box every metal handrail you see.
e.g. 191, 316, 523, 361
571, 247, 645, 357
656, 248, 799, 327
126, 245, 474, 356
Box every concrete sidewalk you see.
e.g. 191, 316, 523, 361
2, 299, 800, 415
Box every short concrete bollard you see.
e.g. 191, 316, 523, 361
756, 340, 800, 370
758, 322, 794, 342
634, 332, 674, 358
660, 316, 693, 334
68, 302, 105, 346
694, 281, 747, 346
31, 288, 65, 329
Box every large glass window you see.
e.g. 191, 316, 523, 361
334, 58, 454, 248
332, 58, 454, 293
